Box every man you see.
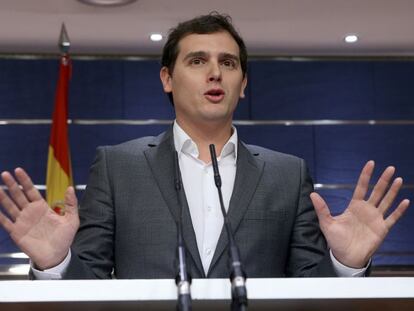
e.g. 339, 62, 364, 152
0, 13, 409, 279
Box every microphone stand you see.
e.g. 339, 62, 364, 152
209, 144, 248, 311
174, 151, 192, 311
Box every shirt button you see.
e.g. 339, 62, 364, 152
207, 205, 212, 212
205, 248, 212, 255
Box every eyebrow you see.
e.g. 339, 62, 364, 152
219, 53, 240, 63
183, 51, 208, 61
183, 51, 240, 63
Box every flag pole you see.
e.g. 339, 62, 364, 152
46, 23, 73, 214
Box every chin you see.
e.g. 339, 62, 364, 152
199, 113, 232, 124
201, 106, 233, 119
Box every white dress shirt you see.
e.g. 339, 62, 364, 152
32, 121, 367, 278
173, 121, 238, 274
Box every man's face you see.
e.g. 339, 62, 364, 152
160, 31, 247, 126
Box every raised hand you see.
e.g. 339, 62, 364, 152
310, 161, 410, 268
0, 168, 79, 270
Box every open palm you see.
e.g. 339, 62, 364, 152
0, 168, 79, 270
311, 161, 410, 268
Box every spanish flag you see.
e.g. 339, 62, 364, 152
46, 54, 72, 214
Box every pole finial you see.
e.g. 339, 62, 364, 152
59, 23, 71, 54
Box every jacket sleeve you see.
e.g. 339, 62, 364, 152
285, 159, 338, 277
63, 147, 114, 279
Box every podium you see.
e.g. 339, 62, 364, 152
1, 278, 414, 310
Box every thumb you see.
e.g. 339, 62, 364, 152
64, 186, 78, 216
310, 192, 332, 227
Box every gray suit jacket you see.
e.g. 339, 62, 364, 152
64, 129, 337, 279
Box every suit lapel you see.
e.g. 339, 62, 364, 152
207, 141, 264, 276
143, 129, 205, 277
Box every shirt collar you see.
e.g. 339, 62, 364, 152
173, 120, 238, 161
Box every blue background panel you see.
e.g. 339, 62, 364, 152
69, 60, 125, 119
123, 61, 174, 119
0, 59, 56, 118
249, 61, 375, 120
0, 125, 49, 183
373, 62, 414, 119
314, 125, 414, 184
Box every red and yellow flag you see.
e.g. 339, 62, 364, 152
46, 54, 73, 214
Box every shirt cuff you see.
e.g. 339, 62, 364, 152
30, 250, 71, 280
330, 249, 369, 277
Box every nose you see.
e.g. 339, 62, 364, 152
208, 61, 222, 82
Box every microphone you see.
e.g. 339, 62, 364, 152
173, 151, 192, 311
209, 144, 248, 311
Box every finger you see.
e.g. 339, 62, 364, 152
14, 167, 43, 202
367, 166, 395, 206
378, 177, 403, 214
1, 171, 29, 209
0, 210, 14, 233
352, 160, 375, 201
0, 187, 20, 221
64, 186, 78, 216
310, 192, 333, 228
385, 199, 410, 229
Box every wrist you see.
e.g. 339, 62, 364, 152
331, 250, 369, 269
33, 250, 70, 271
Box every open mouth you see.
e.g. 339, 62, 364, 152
204, 88, 225, 103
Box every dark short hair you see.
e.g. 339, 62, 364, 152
161, 12, 248, 104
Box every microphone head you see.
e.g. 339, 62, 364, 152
174, 151, 182, 191
209, 144, 219, 170
209, 144, 216, 154
209, 144, 222, 187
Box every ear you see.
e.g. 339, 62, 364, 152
239, 75, 248, 98
160, 66, 172, 93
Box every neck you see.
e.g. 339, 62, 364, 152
176, 118, 233, 163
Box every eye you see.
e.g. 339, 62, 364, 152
222, 59, 237, 69
190, 58, 205, 66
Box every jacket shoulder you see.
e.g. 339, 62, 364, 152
244, 143, 304, 167
98, 131, 170, 156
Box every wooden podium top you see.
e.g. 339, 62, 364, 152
1, 277, 414, 310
